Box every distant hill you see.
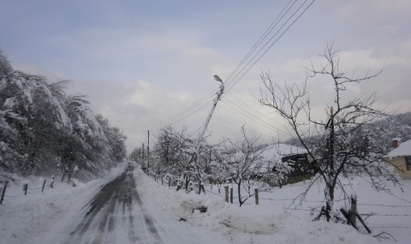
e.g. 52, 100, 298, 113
285, 112, 411, 152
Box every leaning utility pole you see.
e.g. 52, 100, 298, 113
147, 130, 150, 172
194, 75, 225, 193
197, 75, 225, 142
178, 75, 225, 192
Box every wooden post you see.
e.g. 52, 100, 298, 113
340, 208, 353, 228
224, 186, 229, 202
341, 195, 371, 234
230, 188, 233, 204
42, 179, 47, 192
23, 183, 28, 195
168, 180, 171, 188
61, 174, 65, 183
356, 213, 372, 234
255, 189, 259, 205
50, 176, 54, 189
350, 195, 357, 228
0, 181, 8, 204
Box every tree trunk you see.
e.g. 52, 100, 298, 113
238, 179, 243, 207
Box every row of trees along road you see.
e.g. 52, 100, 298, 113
0, 51, 127, 182
132, 125, 271, 207
140, 45, 406, 213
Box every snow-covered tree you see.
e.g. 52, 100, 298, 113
259, 44, 401, 221
214, 127, 269, 206
128, 147, 143, 165
152, 126, 194, 188
369, 112, 411, 150
95, 114, 127, 165
0, 50, 127, 181
0, 70, 71, 175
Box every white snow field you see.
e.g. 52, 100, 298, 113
1, 162, 410, 244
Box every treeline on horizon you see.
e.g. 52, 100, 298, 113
285, 111, 411, 150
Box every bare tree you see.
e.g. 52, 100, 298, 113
259, 44, 401, 221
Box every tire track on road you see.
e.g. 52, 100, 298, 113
129, 170, 162, 244
65, 165, 163, 244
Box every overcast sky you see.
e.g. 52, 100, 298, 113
1, 0, 410, 152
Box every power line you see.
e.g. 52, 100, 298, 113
226, 93, 291, 133
150, 94, 214, 130
224, 0, 297, 88
222, 95, 291, 138
211, 0, 315, 138
213, 116, 279, 139
224, 0, 316, 94
221, 97, 289, 137
152, 0, 316, 134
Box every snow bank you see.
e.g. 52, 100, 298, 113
134, 168, 393, 244
1, 163, 408, 244
0, 162, 128, 244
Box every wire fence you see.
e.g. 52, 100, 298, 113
147, 174, 411, 233
191, 182, 411, 233
0, 175, 68, 204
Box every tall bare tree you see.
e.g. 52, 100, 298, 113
259, 44, 401, 221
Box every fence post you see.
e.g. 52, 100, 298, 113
224, 186, 229, 202
230, 188, 233, 204
0, 181, 8, 204
350, 195, 357, 228
42, 179, 47, 192
50, 176, 55, 189
255, 189, 259, 205
23, 183, 28, 195
61, 174, 65, 183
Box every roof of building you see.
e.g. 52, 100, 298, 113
387, 139, 411, 158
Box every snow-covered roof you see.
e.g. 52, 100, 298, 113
387, 139, 411, 158
262, 144, 306, 161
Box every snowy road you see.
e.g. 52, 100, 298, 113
3, 162, 409, 244
62, 164, 204, 244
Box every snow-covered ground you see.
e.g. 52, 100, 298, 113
1, 162, 410, 243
